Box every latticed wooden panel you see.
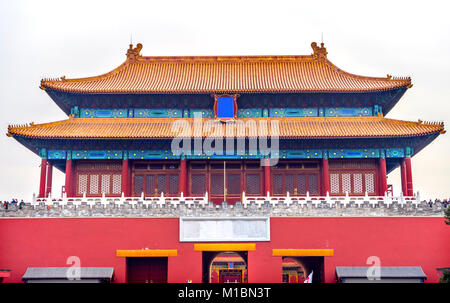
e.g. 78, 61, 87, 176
157, 175, 167, 195
246, 174, 261, 195
273, 174, 283, 195
308, 174, 318, 195
101, 174, 110, 194
343, 161, 359, 169
169, 175, 179, 195
297, 175, 306, 194
353, 173, 363, 194
360, 160, 376, 169
285, 174, 295, 195
365, 173, 375, 194
93, 163, 109, 170
191, 174, 205, 195
211, 174, 224, 195
112, 174, 122, 194
77, 163, 92, 170
227, 174, 241, 195
145, 175, 155, 195
90, 175, 99, 195
134, 175, 144, 195
109, 162, 122, 170
329, 161, 343, 169
78, 174, 88, 194
342, 173, 351, 193
330, 173, 340, 193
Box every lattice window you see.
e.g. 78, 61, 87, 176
365, 173, 375, 194
285, 174, 295, 195
157, 175, 167, 195
77, 163, 92, 170
112, 174, 122, 194
342, 173, 351, 193
308, 174, 318, 195
211, 175, 224, 195
109, 163, 122, 170
89, 175, 99, 195
134, 175, 144, 195
101, 174, 110, 194
273, 174, 283, 195
329, 161, 343, 169
330, 173, 340, 193
146, 175, 155, 195
93, 163, 109, 170
353, 173, 363, 194
360, 160, 376, 169
297, 175, 306, 194
78, 174, 88, 194
246, 174, 260, 195
344, 161, 359, 169
227, 174, 241, 195
191, 174, 205, 195
169, 175, 179, 195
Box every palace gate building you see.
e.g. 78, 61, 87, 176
2, 42, 449, 283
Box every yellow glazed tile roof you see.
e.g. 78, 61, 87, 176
40, 42, 411, 94
7, 117, 444, 140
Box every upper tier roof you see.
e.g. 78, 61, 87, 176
40, 42, 412, 94
7, 116, 444, 140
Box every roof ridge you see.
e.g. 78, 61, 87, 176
40, 59, 130, 89
39, 42, 413, 93
321, 55, 411, 86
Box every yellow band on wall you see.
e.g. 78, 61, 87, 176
273, 249, 334, 257
116, 249, 177, 257
194, 243, 256, 251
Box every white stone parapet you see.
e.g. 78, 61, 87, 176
29, 191, 421, 209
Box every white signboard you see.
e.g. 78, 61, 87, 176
179, 217, 270, 242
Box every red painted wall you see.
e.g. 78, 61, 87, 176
0, 217, 448, 283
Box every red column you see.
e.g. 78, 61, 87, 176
122, 158, 129, 196
264, 159, 271, 195
65, 158, 73, 197
179, 158, 187, 196
405, 156, 413, 196
379, 157, 387, 195
45, 162, 53, 197
322, 158, 330, 195
39, 159, 47, 198
400, 160, 407, 195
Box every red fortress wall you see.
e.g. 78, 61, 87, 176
1, 217, 448, 283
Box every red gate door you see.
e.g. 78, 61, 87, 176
220, 270, 242, 283
127, 257, 168, 283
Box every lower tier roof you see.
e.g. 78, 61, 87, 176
7, 116, 444, 140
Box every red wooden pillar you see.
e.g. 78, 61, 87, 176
400, 160, 407, 195
405, 156, 413, 196
264, 159, 271, 195
45, 162, 53, 197
179, 158, 187, 196
378, 157, 387, 195
65, 157, 73, 197
122, 158, 129, 196
38, 158, 47, 198
322, 158, 330, 195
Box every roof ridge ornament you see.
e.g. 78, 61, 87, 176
126, 43, 143, 62
311, 42, 328, 60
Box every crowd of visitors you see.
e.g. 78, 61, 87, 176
426, 199, 449, 208
2, 198, 26, 210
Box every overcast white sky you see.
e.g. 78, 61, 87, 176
0, 0, 449, 201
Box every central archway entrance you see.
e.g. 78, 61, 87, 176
203, 251, 248, 283
282, 257, 306, 283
